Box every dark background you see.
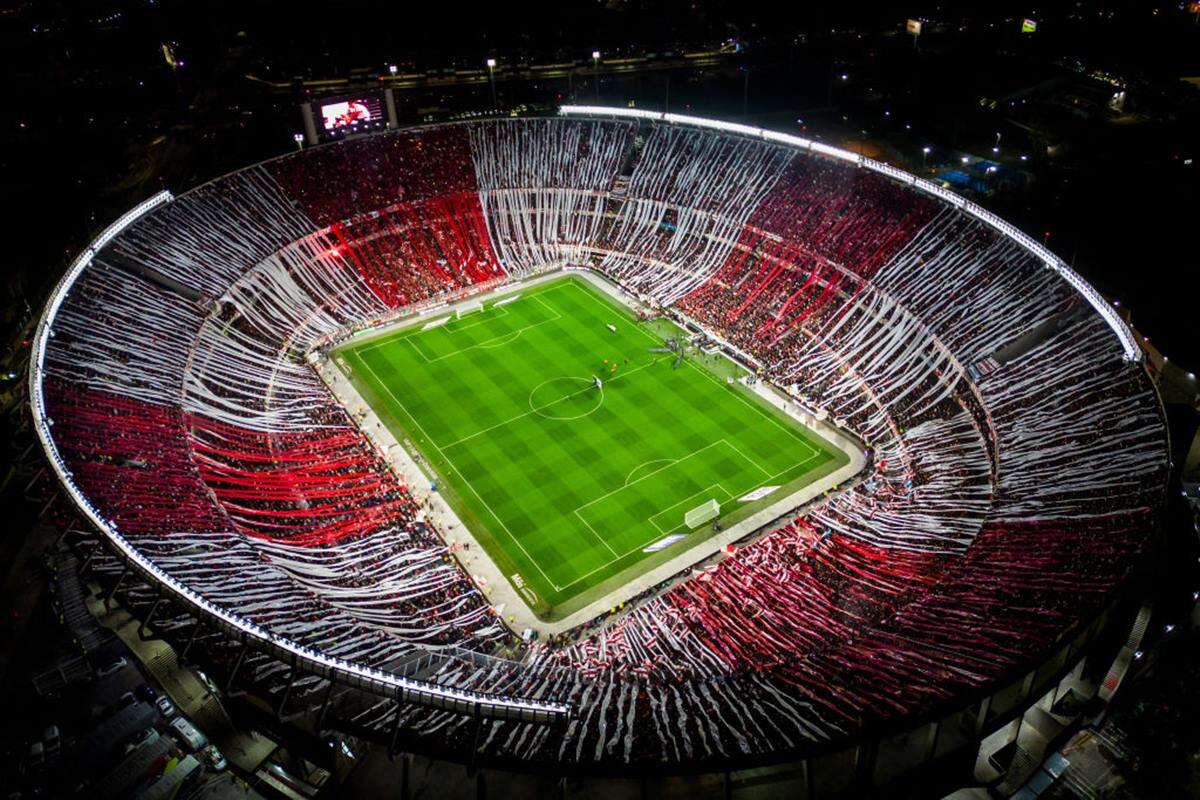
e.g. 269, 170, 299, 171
2, 0, 1198, 370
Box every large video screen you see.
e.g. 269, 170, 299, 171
320, 95, 384, 132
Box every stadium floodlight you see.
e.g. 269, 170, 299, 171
591, 51, 601, 101
486, 59, 498, 108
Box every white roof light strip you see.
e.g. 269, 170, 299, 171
29, 190, 569, 719
559, 105, 1141, 362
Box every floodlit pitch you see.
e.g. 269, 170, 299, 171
335, 276, 847, 619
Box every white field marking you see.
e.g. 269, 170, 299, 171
682, 357, 822, 461
720, 436, 775, 480
439, 356, 664, 450
624, 458, 676, 486
565, 280, 826, 470
351, 278, 834, 599
359, 305, 513, 355
526, 377, 604, 421
438, 305, 506, 332
573, 511, 620, 558
762, 449, 823, 484
350, 281, 669, 595
475, 329, 524, 349
555, 444, 825, 593
366, 288, 565, 363
573, 441, 726, 515
405, 307, 560, 364
351, 350, 565, 592
568, 439, 758, 574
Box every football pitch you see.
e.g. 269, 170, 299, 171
334, 275, 848, 620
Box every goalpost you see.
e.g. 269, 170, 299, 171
457, 301, 484, 319
684, 499, 720, 529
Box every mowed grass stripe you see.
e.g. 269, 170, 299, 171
336, 276, 846, 618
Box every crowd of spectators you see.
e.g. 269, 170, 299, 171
36, 117, 1168, 770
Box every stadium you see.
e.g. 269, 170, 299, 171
29, 106, 1169, 792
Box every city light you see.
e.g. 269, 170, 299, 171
486, 58, 496, 68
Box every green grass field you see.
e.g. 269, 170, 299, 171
334, 275, 847, 620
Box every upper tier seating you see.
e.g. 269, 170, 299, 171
37, 117, 1167, 769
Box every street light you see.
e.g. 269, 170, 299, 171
922, 145, 931, 167
388, 64, 398, 76
292, 132, 304, 150
592, 51, 601, 101
485, 58, 497, 108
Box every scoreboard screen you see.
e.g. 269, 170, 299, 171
319, 95, 384, 133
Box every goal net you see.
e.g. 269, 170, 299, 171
457, 301, 484, 319
684, 499, 720, 529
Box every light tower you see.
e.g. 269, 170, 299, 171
486, 58, 497, 108
592, 50, 601, 101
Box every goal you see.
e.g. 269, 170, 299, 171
684, 499, 720, 529
457, 301, 484, 319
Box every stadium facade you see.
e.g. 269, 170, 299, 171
30, 107, 1168, 794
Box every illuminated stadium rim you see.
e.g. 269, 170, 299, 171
559, 104, 1142, 363
27, 191, 570, 723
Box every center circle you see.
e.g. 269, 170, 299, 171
528, 376, 603, 421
